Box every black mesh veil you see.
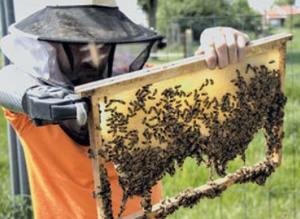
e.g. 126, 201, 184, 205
45, 41, 155, 89
112, 42, 155, 76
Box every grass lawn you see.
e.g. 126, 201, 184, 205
0, 108, 9, 194
0, 27, 299, 218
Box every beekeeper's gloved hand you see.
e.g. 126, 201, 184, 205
0, 66, 88, 127
22, 85, 88, 127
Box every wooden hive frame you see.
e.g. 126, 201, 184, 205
75, 33, 293, 219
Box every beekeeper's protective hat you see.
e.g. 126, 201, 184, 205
3, 0, 163, 90
9, 0, 162, 44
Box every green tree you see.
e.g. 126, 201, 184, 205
137, 0, 160, 56
157, 0, 261, 40
230, 0, 262, 34
137, 0, 159, 30
157, 0, 232, 40
274, 0, 295, 5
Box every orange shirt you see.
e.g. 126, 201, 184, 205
4, 109, 162, 219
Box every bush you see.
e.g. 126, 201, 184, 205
0, 195, 32, 219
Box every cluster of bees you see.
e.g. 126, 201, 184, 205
93, 162, 114, 218
231, 159, 276, 185
153, 184, 226, 219
95, 62, 286, 218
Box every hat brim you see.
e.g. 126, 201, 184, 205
11, 5, 162, 44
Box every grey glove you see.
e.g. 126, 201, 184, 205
22, 85, 88, 126
0, 65, 88, 127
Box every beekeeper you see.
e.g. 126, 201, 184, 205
0, 0, 249, 218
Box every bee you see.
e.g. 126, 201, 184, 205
269, 60, 275, 64
143, 83, 153, 89
98, 149, 105, 158
175, 85, 182, 89
184, 100, 190, 107
186, 92, 192, 97
87, 148, 94, 159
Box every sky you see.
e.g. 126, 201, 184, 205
247, 0, 276, 12
116, 0, 147, 25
